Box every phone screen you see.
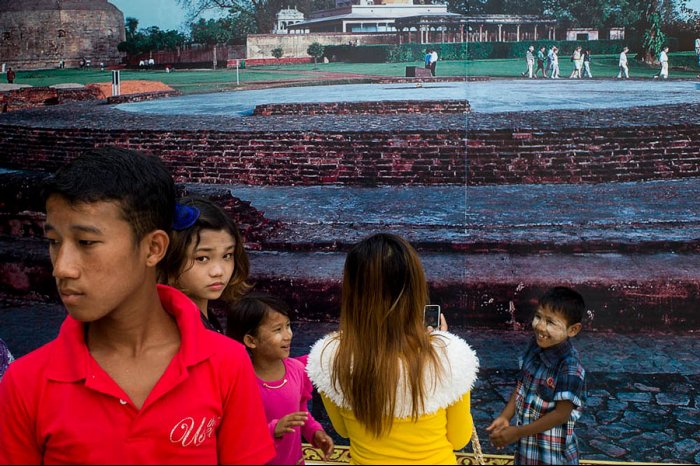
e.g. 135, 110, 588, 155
424, 305, 441, 328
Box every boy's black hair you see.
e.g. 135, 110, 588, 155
226, 292, 290, 343
41, 147, 176, 241
539, 286, 585, 326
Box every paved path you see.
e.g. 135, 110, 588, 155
2, 82, 699, 131
2, 306, 696, 463
286, 322, 700, 464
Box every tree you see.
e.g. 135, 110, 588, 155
118, 20, 188, 58
271, 47, 284, 67
191, 18, 235, 69
641, 11, 667, 63
125, 17, 139, 42
178, 0, 284, 35
307, 42, 324, 69
178, 0, 333, 36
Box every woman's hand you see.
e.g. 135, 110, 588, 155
427, 313, 448, 333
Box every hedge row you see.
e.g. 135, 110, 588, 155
324, 40, 630, 63
325, 43, 467, 63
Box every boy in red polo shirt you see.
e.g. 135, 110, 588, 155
0, 147, 275, 464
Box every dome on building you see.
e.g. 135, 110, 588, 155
0, 0, 125, 70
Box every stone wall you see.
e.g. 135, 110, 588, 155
246, 33, 396, 59
0, 0, 125, 69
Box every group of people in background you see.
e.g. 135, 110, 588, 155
0, 146, 588, 465
522, 43, 693, 80
522, 45, 593, 79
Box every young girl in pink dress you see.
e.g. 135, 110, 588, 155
227, 292, 334, 464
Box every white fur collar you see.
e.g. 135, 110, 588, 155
306, 331, 479, 418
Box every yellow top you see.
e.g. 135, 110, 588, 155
321, 391, 473, 465
307, 331, 479, 465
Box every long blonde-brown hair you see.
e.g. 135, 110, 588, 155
331, 233, 442, 437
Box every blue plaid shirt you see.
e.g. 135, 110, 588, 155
514, 337, 586, 465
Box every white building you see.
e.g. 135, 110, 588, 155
288, 0, 454, 33
273, 6, 308, 34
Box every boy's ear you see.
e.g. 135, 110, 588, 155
144, 229, 170, 267
567, 322, 582, 338
243, 334, 257, 350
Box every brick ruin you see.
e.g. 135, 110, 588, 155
0, 94, 699, 332
0, 0, 124, 70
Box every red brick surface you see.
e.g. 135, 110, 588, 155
252, 100, 470, 115
0, 87, 100, 112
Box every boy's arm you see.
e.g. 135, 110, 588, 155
489, 400, 575, 448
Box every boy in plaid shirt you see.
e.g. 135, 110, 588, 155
487, 287, 586, 465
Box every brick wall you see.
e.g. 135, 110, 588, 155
466, 128, 700, 184
0, 126, 467, 186
0, 87, 101, 113
252, 100, 470, 115
246, 33, 396, 59
0, 3, 124, 70
105, 90, 180, 105
240, 57, 313, 67
1, 122, 699, 186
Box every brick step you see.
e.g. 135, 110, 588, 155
3, 239, 698, 332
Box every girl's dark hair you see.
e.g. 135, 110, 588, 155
226, 292, 290, 343
159, 196, 251, 301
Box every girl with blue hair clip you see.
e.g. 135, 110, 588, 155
160, 197, 251, 333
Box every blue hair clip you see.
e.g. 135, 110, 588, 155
172, 203, 200, 231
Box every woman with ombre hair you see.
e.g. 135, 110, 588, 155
307, 233, 479, 464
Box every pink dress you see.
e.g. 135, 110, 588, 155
257, 357, 323, 465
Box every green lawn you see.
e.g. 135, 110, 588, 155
10, 68, 316, 94
268, 60, 469, 77
9, 51, 698, 95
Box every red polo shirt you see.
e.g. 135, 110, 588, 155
0, 285, 275, 465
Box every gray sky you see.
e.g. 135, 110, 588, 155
109, 0, 223, 31
109, 0, 700, 32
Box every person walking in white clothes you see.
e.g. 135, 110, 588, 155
654, 46, 669, 79
549, 47, 560, 78
522, 45, 535, 78
617, 47, 629, 79
569, 46, 583, 78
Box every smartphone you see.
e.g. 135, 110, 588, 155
424, 304, 441, 328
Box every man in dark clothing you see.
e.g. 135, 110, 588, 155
6, 67, 15, 84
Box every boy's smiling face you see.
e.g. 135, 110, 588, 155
532, 306, 581, 349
